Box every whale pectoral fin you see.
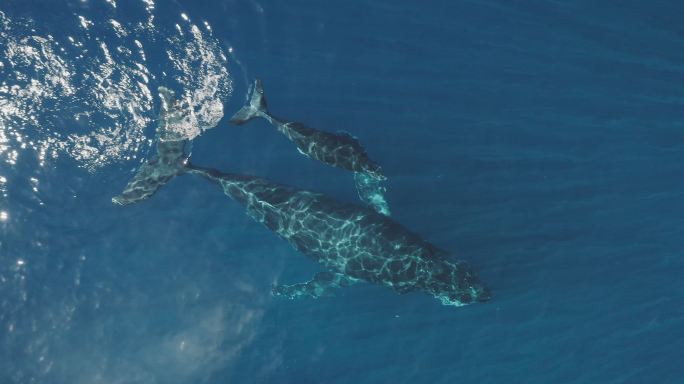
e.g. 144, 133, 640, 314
272, 271, 358, 300
295, 147, 309, 157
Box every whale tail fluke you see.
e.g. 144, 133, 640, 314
111, 139, 189, 205
229, 79, 268, 125
112, 87, 190, 205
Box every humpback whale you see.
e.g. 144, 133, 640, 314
113, 87, 490, 307
185, 164, 491, 306
230, 80, 391, 216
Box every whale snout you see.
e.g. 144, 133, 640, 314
471, 284, 492, 302
441, 284, 491, 306
459, 273, 492, 304
429, 260, 491, 307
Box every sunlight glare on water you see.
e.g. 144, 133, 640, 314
0, 0, 233, 239
0, 1, 231, 174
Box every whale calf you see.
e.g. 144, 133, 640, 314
230, 80, 391, 216
113, 89, 491, 306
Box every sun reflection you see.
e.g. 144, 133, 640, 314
30, 177, 39, 192
6, 149, 18, 165
0, 211, 8, 221
0, 1, 231, 176
78, 15, 93, 30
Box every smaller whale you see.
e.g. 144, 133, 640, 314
230, 79, 391, 216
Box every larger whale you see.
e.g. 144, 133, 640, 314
113, 88, 490, 306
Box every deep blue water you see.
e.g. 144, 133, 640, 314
1, 1, 684, 383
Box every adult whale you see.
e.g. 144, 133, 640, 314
186, 164, 490, 306
230, 80, 391, 216
113, 88, 490, 307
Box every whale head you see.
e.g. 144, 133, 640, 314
426, 260, 491, 307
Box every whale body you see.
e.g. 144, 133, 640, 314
186, 164, 490, 306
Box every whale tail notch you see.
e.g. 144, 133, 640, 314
229, 79, 268, 125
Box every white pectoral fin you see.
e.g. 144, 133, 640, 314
296, 147, 309, 157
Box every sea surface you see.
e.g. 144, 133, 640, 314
1, 1, 683, 383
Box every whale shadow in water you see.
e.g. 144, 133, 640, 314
113, 87, 490, 307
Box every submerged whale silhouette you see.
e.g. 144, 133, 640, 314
230, 80, 391, 216
113, 87, 490, 306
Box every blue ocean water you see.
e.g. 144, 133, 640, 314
1, 0, 683, 383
